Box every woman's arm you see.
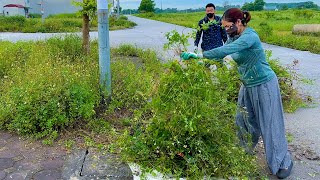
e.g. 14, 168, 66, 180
203, 30, 257, 60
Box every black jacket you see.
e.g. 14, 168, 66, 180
194, 15, 228, 51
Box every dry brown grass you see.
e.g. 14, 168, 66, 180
293, 24, 320, 33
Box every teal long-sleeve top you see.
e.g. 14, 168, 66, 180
203, 27, 275, 87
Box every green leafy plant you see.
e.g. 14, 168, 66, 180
199, 19, 218, 31
118, 61, 258, 179
163, 29, 193, 55
259, 22, 274, 38
0, 36, 100, 140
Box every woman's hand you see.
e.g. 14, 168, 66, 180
180, 52, 199, 60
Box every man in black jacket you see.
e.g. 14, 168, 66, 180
194, 3, 228, 52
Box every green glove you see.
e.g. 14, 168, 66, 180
180, 52, 198, 60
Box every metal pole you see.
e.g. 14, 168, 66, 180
97, 0, 111, 96
41, 0, 44, 23
117, 0, 120, 18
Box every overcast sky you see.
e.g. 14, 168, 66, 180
120, 0, 320, 9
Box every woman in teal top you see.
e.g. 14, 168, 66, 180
181, 8, 293, 179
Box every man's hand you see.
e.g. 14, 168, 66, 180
180, 52, 198, 60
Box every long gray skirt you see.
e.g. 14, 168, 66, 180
236, 76, 292, 175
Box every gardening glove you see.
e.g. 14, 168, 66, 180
197, 60, 204, 65
180, 52, 203, 60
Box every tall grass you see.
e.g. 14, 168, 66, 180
0, 15, 136, 33
135, 10, 320, 54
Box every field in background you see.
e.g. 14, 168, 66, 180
136, 10, 320, 54
0, 13, 136, 33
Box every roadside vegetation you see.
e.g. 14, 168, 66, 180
0, 14, 136, 33
0, 34, 308, 178
135, 9, 320, 54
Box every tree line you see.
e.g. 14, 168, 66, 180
121, 0, 319, 14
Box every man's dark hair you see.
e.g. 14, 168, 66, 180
206, 3, 216, 9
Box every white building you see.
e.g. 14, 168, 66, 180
3, 4, 26, 16
0, 0, 28, 16
1, 0, 115, 17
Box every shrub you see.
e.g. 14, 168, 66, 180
29, 13, 42, 18
47, 13, 80, 19
294, 10, 315, 19
118, 61, 258, 179
259, 22, 274, 38
0, 16, 26, 32
108, 44, 161, 112
46, 35, 84, 62
0, 36, 100, 139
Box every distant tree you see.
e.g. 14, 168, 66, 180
254, 0, 266, 10
242, 0, 265, 11
242, 2, 255, 11
138, 0, 155, 13
122, 9, 138, 14
280, 5, 289, 10
303, 1, 318, 9
113, 6, 122, 14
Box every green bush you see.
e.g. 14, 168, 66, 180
0, 16, 26, 32
108, 44, 161, 112
0, 36, 100, 138
47, 13, 80, 19
29, 13, 42, 18
258, 22, 274, 38
294, 10, 315, 18
46, 35, 84, 62
118, 61, 258, 179
0, 14, 135, 33
109, 16, 137, 30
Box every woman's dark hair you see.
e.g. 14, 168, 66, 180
222, 8, 251, 26
206, 3, 216, 9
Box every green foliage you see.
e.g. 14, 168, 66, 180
0, 15, 135, 33
137, 12, 156, 18
242, 0, 265, 11
109, 15, 137, 30
72, 0, 97, 18
259, 22, 273, 38
118, 61, 258, 179
0, 16, 26, 31
29, 13, 42, 18
46, 35, 84, 62
47, 13, 80, 19
138, 0, 155, 13
265, 11, 275, 19
87, 119, 111, 134
163, 30, 193, 54
64, 139, 75, 150
0, 36, 100, 139
108, 44, 161, 113
294, 9, 315, 18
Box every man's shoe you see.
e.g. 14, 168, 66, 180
276, 161, 293, 179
